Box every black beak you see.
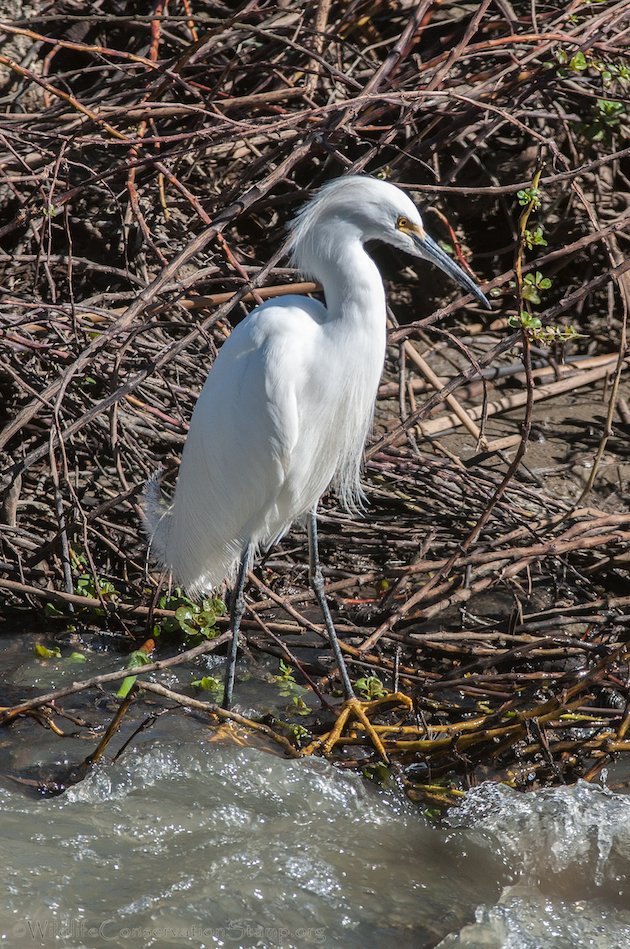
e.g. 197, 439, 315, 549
412, 232, 491, 309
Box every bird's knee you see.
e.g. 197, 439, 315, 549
310, 568, 325, 597
231, 592, 247, 627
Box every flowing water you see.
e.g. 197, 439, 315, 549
2, 636, 630, 948
2, 726, 630, 948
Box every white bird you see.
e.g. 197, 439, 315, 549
143, 175, 489, 732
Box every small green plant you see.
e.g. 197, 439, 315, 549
35, 635, 88, 660
290, 695, 310, 716
34, 643, 61, 659
191, 675, 223, 699
287, 722, 310, 743
581, 98, 626, 141
567, 50, 588, 72
355, 675, 387, 700
507, 312, 585, 346
75, 573, 117, 599
43, 602, 65, 618
272, 659, 307, 699
553, 46, 629, 90
154, 589, 225, 642
423, 806, 442, 821
516, 187, 541, 210
523, 225, 547, 250
522, 270, 552, 305
68, 651, 87, 663
363, 761, 389, 783
116, 646, 154, 698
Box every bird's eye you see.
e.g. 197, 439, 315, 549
397, 215, 410, 230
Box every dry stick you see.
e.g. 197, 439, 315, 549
1, 138, 316, 462
401, 145, 630, 194
0, 575, 180, 616
0, 53, 128, 140
230, 575, 421, 685
305, 0, 333, 97
137, 681, 300, 758
378, 351, 621, 399
399, 529, 630, 627
0, 632, 232, 724
538, 112, 630, 508
125, 0, 167, 264
342, 698, 590, 754
361, 2, 430, 95
414, 359, 625, 439
368, 333, 520, 459
0, 82, 625, 242
360, 163, 544, 652
402, 342, 484, 445
79, 690, 136, 772
0, 22, 161, 69
425, 0, 494, 92
16, 281, 320, 335
0, 575, 327, 640
9, 253, 287, 480
378, 258, 630, 456
328, 0, 433, 149
388, 218, 630, 346
0, 219, 221, 450
575, 284, 629, 508
362, 516, 630, 590
244, 576, 334, 709
184, 282, 319, 311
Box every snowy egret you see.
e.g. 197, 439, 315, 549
143, 175, 489, 751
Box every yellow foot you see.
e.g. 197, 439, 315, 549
302, 692, 413, 763
207, 721, 249, 747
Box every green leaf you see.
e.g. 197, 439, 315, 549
522, 285, 540, 304
194, 624, 218, 640
597, 98, 624, 117
175, 605, 195, 627
126, 649, 153, 670
569, 51, 588, 71
68, 651, 87, 663
191, 675, 222, 694
278, 659, 294, 680
44, 602, 65, 618
355, 675, 387, 700
288, 723, 310, 742
291, 696, 311, 716
116, 675, 137, 699
517, 187, 541, 210
34, 643, 61, 659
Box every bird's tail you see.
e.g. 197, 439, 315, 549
141, 467, 171, 566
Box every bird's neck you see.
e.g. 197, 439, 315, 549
312, 236, 386, 331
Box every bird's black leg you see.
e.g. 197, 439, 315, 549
222, 542, 252, 709
308, 507, 355, 700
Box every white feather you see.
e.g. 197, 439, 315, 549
143, 175, 483, 598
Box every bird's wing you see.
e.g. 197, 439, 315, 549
159, 296, 327, 594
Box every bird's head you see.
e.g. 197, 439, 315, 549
290, 176, 490, 309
